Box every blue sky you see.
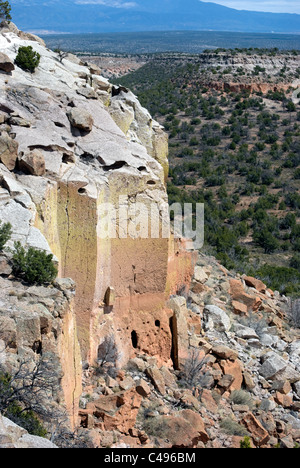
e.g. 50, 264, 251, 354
10, 0, 300, 14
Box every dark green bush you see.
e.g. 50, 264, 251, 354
6, 402, 47, 438
240, 436, 252, 449
290, 254, 300, 270
15, 46, 41, 73
253, 229, 279, 254
0, 221, 12, 251
11, 241, 57, 285
255, 264, 300, 295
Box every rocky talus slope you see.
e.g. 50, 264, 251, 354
78, 254, 300, 449
0, 23, 299, 448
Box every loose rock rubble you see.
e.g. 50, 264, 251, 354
75, 253, 300, 449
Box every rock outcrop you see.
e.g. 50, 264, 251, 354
0, 413, 57, 448
0, 22, 195, 432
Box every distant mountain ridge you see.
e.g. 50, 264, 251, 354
11, 0, 300, 34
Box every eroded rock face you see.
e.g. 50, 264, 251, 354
0, 273, 82, 429
0, 24, 195, 399
0, 413, 57, 448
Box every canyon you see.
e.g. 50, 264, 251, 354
0, 22, 299, 449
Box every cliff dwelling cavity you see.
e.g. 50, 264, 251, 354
131, 330, 138, 349
169, 315, 179, 370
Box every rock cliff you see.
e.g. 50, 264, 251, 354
0, 22, 195, 429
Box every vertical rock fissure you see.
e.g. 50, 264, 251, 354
63, 182, 71, 278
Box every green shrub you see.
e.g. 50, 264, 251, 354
0, 221, 12, 251
290, 254, 300, 270
253, 229, 279, 254
220, 417, 249, 437
15, 46, 41, 73
240, 436, 252, 449
256, 264, 300, 296
229, 390, 253, 408
11, 241, 57, 285
6, 402, 47, 438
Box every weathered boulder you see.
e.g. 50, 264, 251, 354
85, 389, 142, 434
232, 300, 248, 316
67, 108, 94, 132
146, 367, 166, 395
219, 359, 243, 391
259, 353, 288, 381
136, 379, 151, 398
86, 61, 101, 75
241, 412, 270, 447
19, 150, 46, 176
0, 315, 17, 349
203, 305, 231, 332
0, 254, 12, 276
234, 324, 259, 340
0, 52, 15, 73
243, 276, 267, 293
193, 266, 208, 284
229, 279, 261, 312
149, 413, 208, 447
212, 345, 239, 361
179, 409, 209, 443
0, 132, 18, 170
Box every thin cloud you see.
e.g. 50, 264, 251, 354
74, 0, 137, 7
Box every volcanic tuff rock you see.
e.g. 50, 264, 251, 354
0, 413, 57, 448
77, 252, 300, 449
0, 23, 299, 449
0, 22, 195, 430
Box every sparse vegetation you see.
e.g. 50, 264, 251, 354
220, 417, 249, 437
0, 221, 12, 251
179, 348, 208, 389
95, 334, 121, 376
229, 390, 253, 408
11, 241, 58, 285
240, 436, 252, 448
15, 46, 41, 73
0, 357, 59, 437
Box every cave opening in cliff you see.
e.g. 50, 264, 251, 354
155, 320, 160, 328
131, 330, 138, 349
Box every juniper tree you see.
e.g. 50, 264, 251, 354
0, 1, 12, 22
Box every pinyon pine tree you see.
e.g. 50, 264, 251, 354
0, 1, 12, 22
